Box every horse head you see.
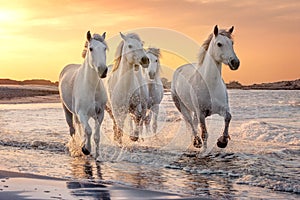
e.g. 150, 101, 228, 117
211, 25, 240, 70
86, 31, 108, 78
120, 32, 149, 71
146, 48, 161, 80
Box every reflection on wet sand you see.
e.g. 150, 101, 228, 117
68, 157, 198, 199
70, 158, 102, 180
68, 156, 236, 198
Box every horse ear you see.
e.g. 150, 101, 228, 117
102, 32, 106, 40
120, 32, 127, 41
87, 31, 92, 42
214, 25, 218, 37
229, 26, 234, 34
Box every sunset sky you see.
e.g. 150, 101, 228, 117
0, 0, 299, 84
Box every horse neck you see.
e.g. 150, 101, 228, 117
116, 56, 134, 75
153, 64, 161, 80
115, 56, 137, 88
198, 46, 223, 88
81, 58, 100, 89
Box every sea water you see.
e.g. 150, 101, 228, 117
0, 90, 299, 199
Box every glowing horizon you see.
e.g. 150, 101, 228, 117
0, 0, 299, 84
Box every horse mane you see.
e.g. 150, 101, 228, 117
147, 47, 162, 75
81, 33, 107, 58
147, 47, 161, 58
198, 29, 233, 65
112, 33, 142, 72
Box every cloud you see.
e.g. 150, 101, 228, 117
1, 0, 300, 83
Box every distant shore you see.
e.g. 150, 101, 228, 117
161, 78, 300, 90
226, 79, 300, 90
0, 78, 299, 104
0, 84, 59, 104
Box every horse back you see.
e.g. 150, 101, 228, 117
172, 63, 197, 96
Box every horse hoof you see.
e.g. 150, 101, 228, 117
193, 136, 202, 148
217, 136, 228, 148
130, 136, 139, 142
82, 147, 90, 155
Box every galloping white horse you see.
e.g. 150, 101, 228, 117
59, 31, 108, 156
171, 25, 240, 149
107, 33, 149, 143
143, 48, 164, 134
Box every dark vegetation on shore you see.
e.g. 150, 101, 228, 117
161, 78, 300, 90
0, 79, 58, 100
0, 79, 58, 86
226, 79, 300, 90
0, 78, 299, 100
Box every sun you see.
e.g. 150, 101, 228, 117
0, 9, 24, 23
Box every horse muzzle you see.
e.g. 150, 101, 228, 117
99, 67, 108, 79
149, 71, 155, 80
229, 58, 240, 70
140, 56, 149, 68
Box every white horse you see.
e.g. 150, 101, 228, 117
171, 25, 240, 149
59, 31, 108, 156
107, 33, 149, 143
143, 48, 164, 134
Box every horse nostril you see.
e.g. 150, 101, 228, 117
149, 72, 155, 79
100, 67, 108, 78
141, 56, 149, 65
230, 59, 240, 70
231, 59, 235, 66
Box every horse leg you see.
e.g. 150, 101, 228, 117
77, 112, 92, 155
199, 114, 208, 149
217, 111, 231, 148
130, 114, 141, 142
144, 111, 152, 134
94, 108, 104, 158
105, 105, 122, 144
172, 92, 201, 148
151, 104, 159, 134
62, 104, 75, 137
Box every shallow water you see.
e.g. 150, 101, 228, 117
0, 90, 299, 199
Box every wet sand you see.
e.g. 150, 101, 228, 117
0, 170, 197, 200
0, 86, 198, 199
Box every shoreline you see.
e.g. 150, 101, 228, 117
1, 84, 299, 105
0, 95, 60, 104
0, 170, 197, 200
0, 85, 60, 104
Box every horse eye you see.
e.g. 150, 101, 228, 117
217, 43, 222, 47
89, 47, 93, 51
155, 59, 158, 62
128, 45, 132, 48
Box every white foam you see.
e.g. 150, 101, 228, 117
234, 120, 300, 145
